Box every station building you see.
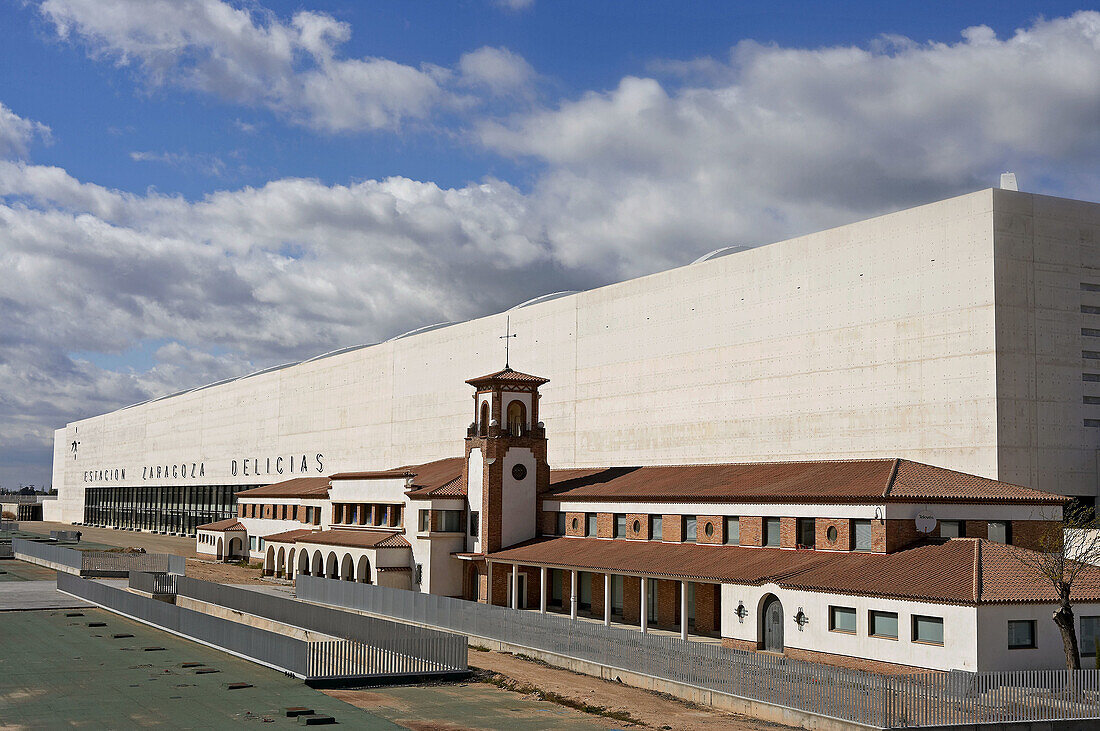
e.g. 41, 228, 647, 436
54, 188, 1100, 532
195, 366, 1100, 674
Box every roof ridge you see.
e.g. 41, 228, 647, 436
882, 458, 902, 497
554, 458, 900, 471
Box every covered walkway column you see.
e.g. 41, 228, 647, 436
511, 563, 520, 609
603, 573, 611, 626
680, 580, 688, 640
640, 577, 648, 634
570, 570, 578, 620
539, 566, 547, 614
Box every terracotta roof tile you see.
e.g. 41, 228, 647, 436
547, 459, 1065, 505
295, 529, 411, 549
195, 519, 246, 531
263, 528, 318, 543
236, 477, 330, 499
466, 367, 549, 388
977, 541, 1100, 603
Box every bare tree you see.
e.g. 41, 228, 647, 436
1010, 502, 1100, 671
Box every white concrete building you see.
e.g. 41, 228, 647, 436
52, 188, 1100, 531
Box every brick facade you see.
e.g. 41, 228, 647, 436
697, 515, 723, 544
816, 518, 849, 550
870, 519, 887, 552
539, 509, 557, 536
656, 579, 680, 629
565, 511, 585, 537
1011, 520, 1060, 551
662, 514, 683, 543
627, 513, 648, 540
885, 518, 923, 552
739, 516, 762, 547
779, 517, 798, 549
694, 583, 721, 634
597, 512, 614, 539
623, 575, 641, 623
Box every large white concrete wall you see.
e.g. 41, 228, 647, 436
53, 190, 1100, 523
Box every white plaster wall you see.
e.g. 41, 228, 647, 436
977, 602, 1100, 671
467, 448, 484, 553
502, 447, 536, 548
53, 190, 1100, 524
720, 584, 978, 671
328, 478, 407, 503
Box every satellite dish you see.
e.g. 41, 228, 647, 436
915, 511, 937, 533
999, 172, 1018, 191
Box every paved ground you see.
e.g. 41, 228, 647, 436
0, 609, 612, 730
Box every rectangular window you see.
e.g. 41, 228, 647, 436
1081, 616, 1100, 657
829, 606, 857, 634
798, 518, 816, 548
249, 536, 257, 551
555, 512, 566, 536
724, 516, 739, 545
1008, 620, 1037, 649
346, 504, 357, 524
333, 504, 344, 524
614, 513, 626, 539
940, 520, 964, 538
359, 503, 369, 525
440, 510, 463, 532
987, 521, 1011, 544
312, 507, 321, 526
469, 511, 480, 537
912, 615, 944, 645
853, 519, 872, 551
650, 515, 663, 541
684, 515, 697, 543
764, 517, 781, 547
419, 509, 431, 533
390, 505, 402, 527
586, 512, 597, 537
869, 610, 899, 639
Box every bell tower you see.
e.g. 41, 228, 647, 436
464, 367, 549, 554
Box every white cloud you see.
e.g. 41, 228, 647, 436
459, 46, 536, 96
130, 150, 227, 177
0, 102, 51, 159
37, 0, 534, 132
491, 0, 534, 11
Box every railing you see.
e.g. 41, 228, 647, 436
176, 577, 465, 677
0, 520, 17, 532
50, 530, 81, 541
12, 538, 185, 576
129, 571, 178, 596
0, 543, 13, 559
297, 575, 1100, 729
12, 538, 83, 571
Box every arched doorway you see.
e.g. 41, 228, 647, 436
325, 551, 338, 579
298, 549, 310, 576
760, 595, 784, 653
340, 553, 354, 581
356, 555, 371, 583
276, 547, 285, 578
228, 537, 243, 560
311, 551, 323, 576
287, 548, 296, 579
216, 537, 224, 561
264, 546, 275, 575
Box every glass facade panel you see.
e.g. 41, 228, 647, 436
853, 520, 873, 551
830, 606, 857, 633
586, 513, 597, 537
1082, 616, 1100, 656
940, 520, 964, 538
650, 515, 663, 541
83, 484, 256, 536
724, 516, 739, 545
764, 517, 781, 547
684, 516, 697, 543
870, 610, 899, 638
614, 513, 626, 538
1008, 620, 1036, 648
913, 615, 944, 645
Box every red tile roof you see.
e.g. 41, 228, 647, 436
548, 459, 1064, 505
294, 529, 411, 549
466, 367, 549, 388
399, 457, 466, 498
486, 537, 1100, 605
196, 519, 246, 531
236, 477, 330, 499
263, 528, 318, 543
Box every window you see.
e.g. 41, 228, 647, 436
312, 507, 321, 526
304, 506, 313, 524
912, 615, 944, 645
724, 516, 739, 545
333, 504, 343, 524
650, 515, 663, 541
470, 511, 480, 537
346, 504, 357, 525
439, 510, 463, 532
614, 513, 626, 538
419, 509, 431, 533
940, 520, 964, 538
1081, 616, 1100, 657
764, 517, 781, 547
853, 520, 872, 551
1008, 620, 1036, 649
988, 521, 1011, 544
249, 536, 257, 551
479, 402, 490, 436
829, 606, 857, 634
798, 518, 816, 548
684, 515, 697, 543
827, 526, 838, 542
586, 513, 597, 537
869, 610, 899, 639
555, 512, 566, 536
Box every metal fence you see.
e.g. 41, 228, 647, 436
0, 520, 17, 532
50, 530, 81, 541
129, 571, 178, 596
0, 543, 13, 559
12, 538, 185, 576
12, 537, 83, 571
298, 575, 1100, 729
176, 577, 466, 676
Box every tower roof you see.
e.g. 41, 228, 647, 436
466, 367, 549, 388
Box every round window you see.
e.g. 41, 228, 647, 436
571, 517, 578, 531
632, 519, 640, 533
704, 522, 714, 537
511, 463, 528, 480
827, 526, 838, 542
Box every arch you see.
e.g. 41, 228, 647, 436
298, 548, 310, 576
479, 402, 490, 436
759, 594, 784, 653
356, 555, 372, 584
325, 551, 338, 579
506, 400, 527, 435
340, 553, 354, 581
276, 547, 286, 578
216, 537, 224, 561
264, 546, 275, 576
311, 550, 323, 577
228, 536, 243, 559
287, 548, 296, 579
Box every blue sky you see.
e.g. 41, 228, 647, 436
0, 0, 1098, 488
